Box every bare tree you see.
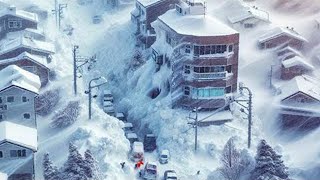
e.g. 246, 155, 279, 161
218, 137, 244, 180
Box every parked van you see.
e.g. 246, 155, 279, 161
123, 123, 133, 133
159, 149, 170, 164
144, 134, 157, 152
141, 162, 158, 180
131, 141, 144, 162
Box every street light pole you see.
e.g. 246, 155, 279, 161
87, 77, 107, 119
73, 45, 79, 95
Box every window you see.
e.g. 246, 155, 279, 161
226, 86, 232, 93
185, 45, 191, 53
244, 23, 254, 28
184, 65, 191, 74
22, 96, 27, 102
228, 45, 233, 52
226, 65, 232, 73
8, 20, 22, 28
222, 45, 227, 53
184, 86, 190, 95
192, 88, 225, 98
216, 45, 222, 53
194, 46, 199, 56
211, 45, 216, 54
199, 46, 205, 55
0, 114, 3, 121
22, 66, 35, 73
205, 46, 211, 54
10, 150, 26, 157
193, 66, 225, 73
0, 105, 7, 111
166, 33, 171, 45
0, 97, 2, 104
23, 113, 31, 119
7, 96, 14, 103
0, 151, 2, 158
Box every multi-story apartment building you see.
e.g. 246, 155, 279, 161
151, 0, 239, 110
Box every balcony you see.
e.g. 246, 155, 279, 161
193, 72, 227, 80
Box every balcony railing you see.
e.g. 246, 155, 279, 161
192, 72, 227, 80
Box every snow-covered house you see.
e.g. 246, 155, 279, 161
280, 56, 314, 80
152, 0, 239, 109
131, 0, 178, 48
0, 34, 55, 61
258, 27, 307, 50
6, 28, 46, 41
278, 75, 320, 130
0, 52, 50, 86
0, 121, 37, 180
0, 65, 41, 129
0, 6, 38, 39
228, 6, 270, 29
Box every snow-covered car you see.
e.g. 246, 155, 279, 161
123, 122, 133, 133
131, 141, 144, 162
126, 132, 138, 144
103, 90, 113, 102
92, 15, 103, 24
103, 100, 115, 116
141, 162, 158, 180
164, 170, 177, 180
144, 134, 157, 152
159, 149, 170, 164
116, 112, 126, 121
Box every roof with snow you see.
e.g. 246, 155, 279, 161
0, 35, 55, 57
228, 6, 270, 24
277, 46, 303, 57
280, 75, 320, 102
0, 6, 38, 23
0, 121, 37, 151
6, 28, 45, 40
137, 0, 163, 7
258, 27, 308, 43
158, 9, 238, 36
282, 56, 314, 70
0, 65, 41, 94
0, 172, 7, 180
0, 52, 49, 69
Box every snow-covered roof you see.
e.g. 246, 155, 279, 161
0, 121, 37, 151
0, 35, 55, 57
6, 28, 45, 40
282, 56, 314, 70
126, 133, 138, 139
0, 6, 38, 23
228, 6, 270, 24
0, 51, 49, 69
137, 0, 162, 7
280, 75, 320, 101
158, 9, 238, 36
0, 65, 41, 94
124, 123, 133, 128
116, 112, 125, 118
0, 172, 7, 180
277, 46, 303, 57
258, 27, 308, 43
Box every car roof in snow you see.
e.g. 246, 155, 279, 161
0, 65, 41, 94
281, 56, 314, 70
146, 162, 157, 169
146, 133, 156, 137
161, 149, 169, 155
0, 6, 38, 23
167, 172, 177, 177
280, 75, 320, 102
133, 142, 144, 151
0, 121, 37, 151
126, 133, 138, 138
124, 123, 133, 127
137, 0, 163, 8
0, 35, 55, 57
116, 112, 125, 117
103, 89, 112, 94
0, 51, 49, 69
258, 27, 307, 43
158, 9, 238, 37
228, 6, 270, 24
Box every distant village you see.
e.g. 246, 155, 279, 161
0, 0, 319, 179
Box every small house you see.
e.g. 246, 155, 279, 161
0, 35, 55, 61
279, 75, 320, 130
131, 0, 178, 48
228, 6, 270, 29
280, 55, 314, 80
0, 121, 37, 180
258, 27, 307, 50
0, 6, 38, 39
0, 52, 50, 86
0, 65, 41, 129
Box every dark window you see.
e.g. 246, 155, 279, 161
10, 150, 26, 157
184, 65, 191, 74
205, 46, 211, 54
244, 23, 254, 28
184, 86, 190, 95
166, 34, 171, 45
204, 67, 210, 73
216, 45, 222, 53
226, 65, 232, 73
0, 97, 2, 104
226, 86, 232, 93
211, 45, 216, 54
10, 150, 17, 157
7, 96, 14, 103
200, 46, 205, 55
194, 46, 199, 56
185, 45, 191, 53
194, 67, 200, 73
222, 45, 227, 53
0, 151, 2, 158
22, 96, 27, 102
200, 67, 205, 73
23, 113, 31, 119
228, 45, 233, 52
0, 114, 3, 120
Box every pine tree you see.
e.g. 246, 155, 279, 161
62, 143, 88, 180
43, 153, 60, 180
251, 140, 277, 180
83, 149, 101, 180
272, 150, 289, 179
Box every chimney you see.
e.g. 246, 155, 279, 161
8, 5, 16, 12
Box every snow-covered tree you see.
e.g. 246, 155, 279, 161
36, 89, 60, 116
218, 137, 245, 180
43, 153, 60, 180
62, 143, 88, 180
83, 149, 101, 180
272, 150, 289, 179
51, 101, 80, 128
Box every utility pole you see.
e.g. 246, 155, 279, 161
51, 0, 59, 28
85, 77, 107, 119
269, 65, 273, 88
188, 107, 199, 151
58, 3, 67, 30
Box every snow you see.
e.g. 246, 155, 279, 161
158, 9, 238, 36
6, 28, 45, 40
279, 75, 320, 101
0, 65, 41, 94
137, 0, 161, 8
0, 34, 55, 57
0, 172, 7, 180
197, 110, 233, 123
0, 121, 37, 151
0, 51, 48, 68
277, 46, 303, 58
281, 56, 314, 70
0, 5, 38, 22
228, 6, 270, 24
258, 27, 308, 43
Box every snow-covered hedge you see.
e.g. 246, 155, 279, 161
36, 89, 61, 116
51, 101, 80, 128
